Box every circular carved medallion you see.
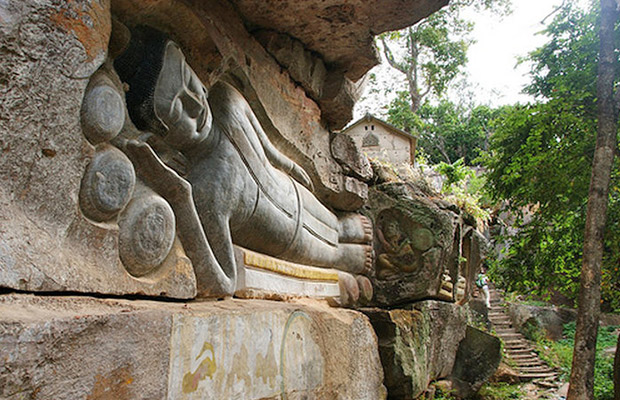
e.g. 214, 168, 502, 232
118, 194, 176, 277
81, 83, 125, 144
79, 147, 136, 222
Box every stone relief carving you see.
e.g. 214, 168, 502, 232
75, 25, 374, 300
375, 209, 437, 280
79, 67, 182, 281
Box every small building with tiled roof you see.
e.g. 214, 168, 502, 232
340, 113, 418, 165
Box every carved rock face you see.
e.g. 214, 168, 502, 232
118, 191, 176, 277
79, 146, 136, 222
81, 78, 125, 144
366, 182, 459, 306
154, 42, 213, 151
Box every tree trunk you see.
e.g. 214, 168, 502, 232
615, 333, 620, 400
567, 0, 619, 399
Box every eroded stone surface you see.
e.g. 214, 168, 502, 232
451, 326, 501, 397
366, 182, 459, 306
0, 294, 386, 400
112, 0, 369, 210
331, 131, 373, 182
0, 0, 196, 299
363, 301, 468, 399
230, 0, 450, 81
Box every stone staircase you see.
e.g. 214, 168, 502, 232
487, 287, 559, 388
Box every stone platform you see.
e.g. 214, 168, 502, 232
0, 294, 385, 400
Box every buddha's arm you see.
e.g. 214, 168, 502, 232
246, 109, 314, 191
120, 139, 236, 297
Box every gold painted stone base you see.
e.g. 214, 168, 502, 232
234, 247, 342, 301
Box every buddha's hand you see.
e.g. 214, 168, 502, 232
121, 139, 192, 202
291, 164, 314, 192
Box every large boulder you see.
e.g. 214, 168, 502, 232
507, 303, 578, 341
365, 181, 462, 306
451, 326, 502, 397
507, 302, 620, 341
362, 301, 468, 399
0, 294, 386, 399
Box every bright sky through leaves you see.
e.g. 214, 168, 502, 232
354, 0, 578, 119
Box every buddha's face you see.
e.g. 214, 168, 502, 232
154, 42, 212, 150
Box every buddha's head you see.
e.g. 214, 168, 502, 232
115, 26, 212, 151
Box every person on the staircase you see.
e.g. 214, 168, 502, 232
476, 267, 491, 308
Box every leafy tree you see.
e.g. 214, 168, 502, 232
378, 0, 510, 113
483, 0, 620, 313
568, 0, 620, 397
386, 93, 502, 165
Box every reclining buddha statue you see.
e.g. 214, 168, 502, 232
113, 26, 373, 300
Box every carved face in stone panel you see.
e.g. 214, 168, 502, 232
376, 208, 436, 279
154, 42, 213, 151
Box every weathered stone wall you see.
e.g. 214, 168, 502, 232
0, 0, 198, 298
0, 1, 500, 398
363, 301, 469, 399
0, 294, 386, 400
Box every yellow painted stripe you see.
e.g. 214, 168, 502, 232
243, 250, 339, 282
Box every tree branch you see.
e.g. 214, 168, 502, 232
380, 36, 407, 74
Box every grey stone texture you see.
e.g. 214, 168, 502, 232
229, 0, 449, 81
507, 302, 620, 341
365, 167, 489, 306
366, 182, 459, 306
331, 131, 374, 182
451, 326, 502, 398
508, 303, 578, 341
113, 31, 374, 298
0, 0, 197, 299
112, 0, 371, 210
0, 294, 386, 400
362, 301, 469, 400
253, 29, 327, 102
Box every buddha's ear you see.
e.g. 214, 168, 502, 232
108, 17, 131, 59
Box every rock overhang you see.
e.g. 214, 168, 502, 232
228, 0, 450, 81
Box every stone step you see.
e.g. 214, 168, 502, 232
514, 359, 545, 367
485, 288, 560, 386
517, 372, 557, 380
504, 344, 532, 351
517, 368, 555, 377
506, 349, 536, 356
510, 353, 538, 360
518, 365, 553, 373
504, 339, 530, 347
497, 332, 522, 339
516, 364, 548, 371
495, 327, 517, 332
536, 379, 560, 389
510, 357, 540, 365
489, 315, 511, 322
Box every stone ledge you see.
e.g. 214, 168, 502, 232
0, 294, 385, 400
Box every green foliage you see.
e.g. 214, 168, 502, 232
436, 159, 473, 190
387, 94, 502, 165
432, 381, 525, 399
434, 159, 491, 224
532, 322, 619, 400
386, 91, 423, 133
483, 0, 620, 310
379, 0, 510, 112
476, 382, 525, 399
